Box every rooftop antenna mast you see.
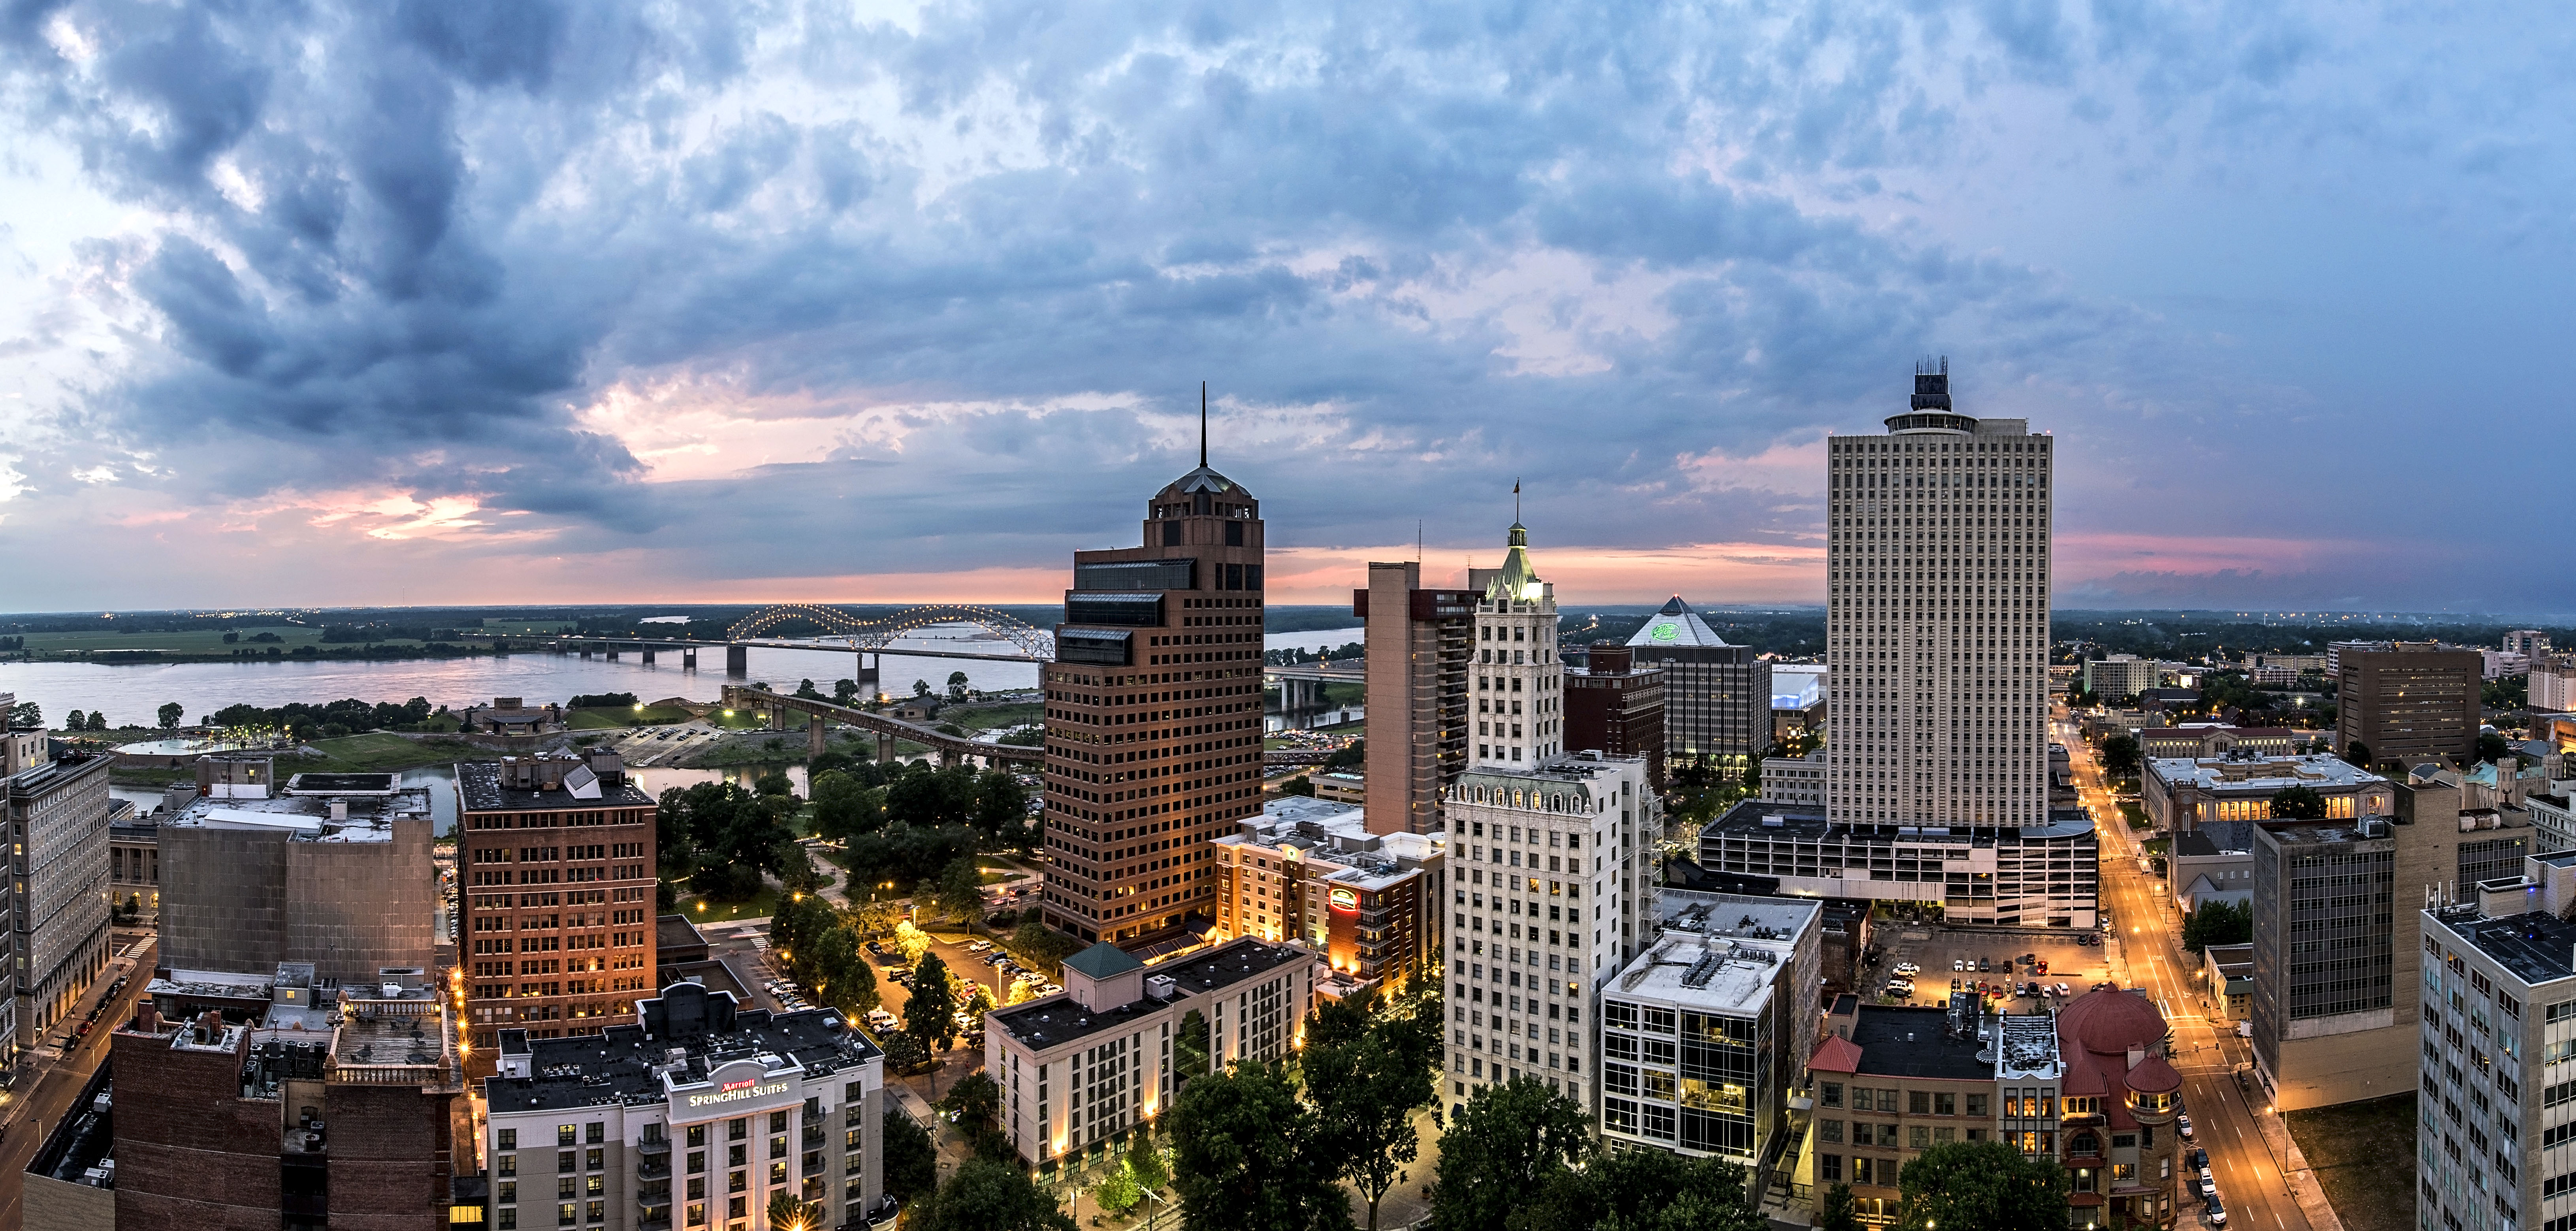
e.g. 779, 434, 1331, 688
1199, 381, 1208, 468
1514, 479, 1522, 523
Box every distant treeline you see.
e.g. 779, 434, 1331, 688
207, 697, 441, 738
2060, 613, 2576, 661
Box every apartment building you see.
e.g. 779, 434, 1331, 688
7, 748, 112, 1061
2337, 643, 2481, 765
1625, 597, 1771, 773
2534, 655, 2576, 714
1359, 562, 1477, 836
1565, 643, 1666, 787
982, 938, 1316, 1167
1596, 893, 1819, 1182
480, 980, 885, 1231
2414, 851, 2576, 1231
456, 752, 659, 1055
1209, 796, 1444, 988
2083, 656, 2161, 701
2143, 754, 2393, 835
1040, 448, 1269, 942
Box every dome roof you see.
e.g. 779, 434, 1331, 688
2058, 988, 2168, 1056
1483, 522, 1545, 603
2124, 1054, 2183, 1094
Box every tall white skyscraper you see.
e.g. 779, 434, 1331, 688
1443, 519, 1658, 1119
1825, 364, 2054, 829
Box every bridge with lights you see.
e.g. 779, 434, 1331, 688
533, 603, 1056, 689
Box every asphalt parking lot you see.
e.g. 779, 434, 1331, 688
1864, 922, 2123, 1011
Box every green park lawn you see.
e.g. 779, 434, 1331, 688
676, 886, 781, 924
297, 733, 481, 773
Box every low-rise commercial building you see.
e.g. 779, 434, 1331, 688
21, 1063, 114, 1231
2167, 822, 2254, 912
1757, 750, 1826, 807
2202, 943, 2252, 1024
983, 937, 1317, 1167
1596, 893, 1819, 1185
158, 771, 439, 984
2133, 725, 2297, 761
482, 980, 886, 1231
1806, 989, 2184, 1228
110, 969, 466, 1227
2143, 754, 2393, 835
1699, 800, 2101, 928
1209, 797, 1444, 987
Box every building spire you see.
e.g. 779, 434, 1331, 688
1200, 381, 1208, 468
1513, 479, 1521, 524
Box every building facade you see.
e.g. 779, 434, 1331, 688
8, 748, 113, 1061
2142, 754, 2393, 835
2249, 766, 2537, 1110
2414, 852, 2576, 1231
456, 753, 659, 1054
1039, 454, 1269, 944
1625, 597, 1770, 773
982, 938, 1316, 1167
1209, 797, 1444, 987
1596, 893, 1820, 1182
2533, 655, 2576, 714
1566, 643, 1666, 787
158, 771, 439, 984
1823, 366, 2054, 833
1700, 801, 2100, 929
1360, 562, 1476, 836
2083, 656, 2161, 701
1758, 750, 1827, 807
2133, 725, 2297, 760
481, 981, 885, 1231
2337, 644, 2481, 765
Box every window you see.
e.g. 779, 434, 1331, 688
1821, 1120, 1843, 1144
499, 1129, 519, 1150
1822, 1082, 1843, 1108
1909, 1091, 1930, 1115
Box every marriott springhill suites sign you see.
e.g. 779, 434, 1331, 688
670, 1059, 800, 1119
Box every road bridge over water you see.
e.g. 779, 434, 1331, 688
721, 684, 1044, 769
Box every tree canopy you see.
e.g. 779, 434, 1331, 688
1894, 1140, 2071, 1231
1429, 1080, 1591, 1231
1168, 1061, 1350, 1231
1302, 975, 1442, 1230
910, 1159, 1076, 1231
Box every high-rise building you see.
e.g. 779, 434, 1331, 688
156, 769, 439, 984
1359, 562, 1476, 835
2416, 850, 2576, 1231
7, 747, 113, 1063
1824, 364, 2054, 831
1441, 519, 1661, 1118
456, 752, 659, 1055
1565, 643, 1667, 787
1625, 597, 1770, 773
2536, 655, 2576, 714
1039, 434, 1269, 945
2249, 765, 2536, 1110
2079, 654, 2160, 701
2504, 629, 2552, 659
2337, 643, 2481, 766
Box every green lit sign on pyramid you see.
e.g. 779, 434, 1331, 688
1650, 622, 1679, 642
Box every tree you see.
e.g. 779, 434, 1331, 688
1894, 1139, 2070, 1231
882, 1107, 938, 1203
943, 1069, 1006, 1157
894, 920, 935, 965
1279, 775, 1316, 797
2182, 899, 2252, 954
90, 710, 110, 731
1512, 1146, 1762, 1231
2344, 739, 2373, 769
1167, 1061, 1348, 1231
2100, 734, 2142, 779
972, 768, 1031, 842
880, 1029, 927, 1073
64, 709, 85, 732
2271, 785, 2327, 820
933, 856, 986, 922
805, 926, 878, 1016
5, 701, 36, 729
906, 952, 961, 1056
2480, 730, 2514, 764
156, 701, 183, 730
810, 771, 886, 845
1429, 1080, 1591, 1231
766, 1192, 822, 1231
947, 670, 971, 702
795, 679, 825, 701
910, 1158, 1077, 1231
1819, 1182, 1861, 1231
913, 679, 932, 697
1125, 1129, 1170, 1193
1303, 982, 1438, 1230
834, 677, 861, 706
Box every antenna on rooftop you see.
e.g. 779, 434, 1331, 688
1200, 381, 1208, 468
1514, 479, 1522, 523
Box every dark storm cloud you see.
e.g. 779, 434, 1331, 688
4, 1, 2572, 611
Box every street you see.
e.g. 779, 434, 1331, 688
0, 933, 154, 1230
2061, 708, 2316, 1231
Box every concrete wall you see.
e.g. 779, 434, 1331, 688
160, 820, 434, 984
21, 1173, 113, 1231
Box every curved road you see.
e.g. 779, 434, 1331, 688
2063, 705, 2316, 1231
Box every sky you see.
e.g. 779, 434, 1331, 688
0, 1, 2569, 616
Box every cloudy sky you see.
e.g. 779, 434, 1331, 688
0, 1, 2567, 615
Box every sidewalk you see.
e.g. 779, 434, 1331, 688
4, 935, 151, 1128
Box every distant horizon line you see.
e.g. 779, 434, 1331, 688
4, 603, 2573, 624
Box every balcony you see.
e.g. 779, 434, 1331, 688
636, 1137, 672, 1157
637, 1157, 671, 1182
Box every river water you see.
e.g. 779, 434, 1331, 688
39, 623, 1369, 833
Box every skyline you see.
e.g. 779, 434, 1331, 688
2, 3, 2571, 614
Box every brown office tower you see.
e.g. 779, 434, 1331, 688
1039, 432, 1269, 947
456, 752, 658, 1056
2336, 643, 2481, 767
1356, 563, 1476, 835
1565, 642, 1667, 787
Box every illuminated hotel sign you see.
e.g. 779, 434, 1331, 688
672, 1060, 799, 1116
685, 1077, 790, 1110
1329, 887, 1358, 912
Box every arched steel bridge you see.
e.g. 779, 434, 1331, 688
725, 603, 1055, 660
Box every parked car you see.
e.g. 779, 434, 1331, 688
1977, 958, 1991, 972
2056, 982, 2072, 997
2178, 1114, 2194, 1139
1894, 961, 1921, 975
2198, 1165, 2214, 1189
2190, 1148, 2207, 1171
2205, 1197, 2226, 1225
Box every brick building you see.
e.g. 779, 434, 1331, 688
2335, 643, 2481, 766
456, 752, 658, 1055
1359, 564, 1476, 835
1039, 437, 1270, 946
1565, 643, 1666, 787
1208, 796, 1444, 988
